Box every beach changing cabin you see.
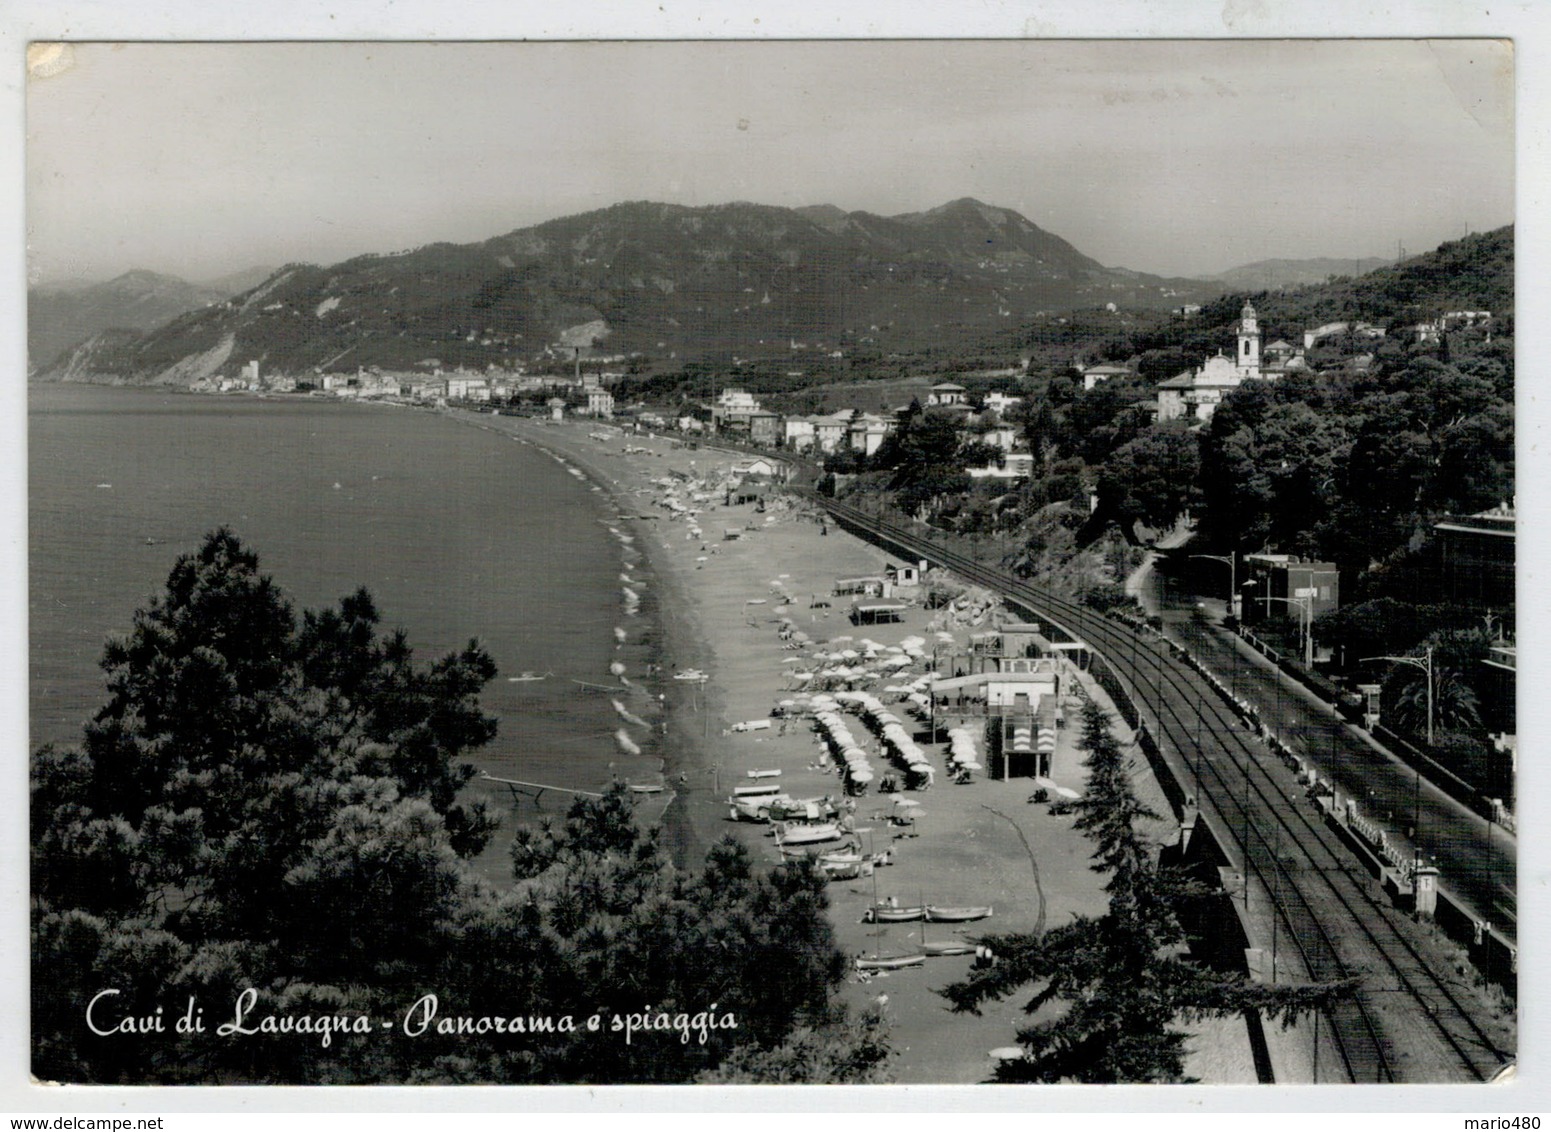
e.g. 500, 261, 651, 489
849, 600, 907, 626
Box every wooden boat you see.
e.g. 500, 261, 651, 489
924, 905, 993, 923
855, 952, 925, 971
921, 940, 976, 957
728, 797, 784, 823
627, 782, 665, 795
816, 849, 865, 865
732, 782, 783, 798
862, 905, 926, 923
775, 822, 843, 845
747, 768, 782, 778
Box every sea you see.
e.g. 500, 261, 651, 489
28, 384, 666, 871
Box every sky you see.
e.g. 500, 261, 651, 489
25, 39, 1515, 287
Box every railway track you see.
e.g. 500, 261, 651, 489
805, 492, 1513, 1084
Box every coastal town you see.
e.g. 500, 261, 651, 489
24, 39, 1519, 1099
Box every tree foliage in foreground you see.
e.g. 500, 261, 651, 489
32, 529, 876, 1084
941, 700, 1354, 1083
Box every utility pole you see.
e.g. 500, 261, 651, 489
1189, 552, 1238, 620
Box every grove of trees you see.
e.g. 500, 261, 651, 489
32, 530, 880, 1084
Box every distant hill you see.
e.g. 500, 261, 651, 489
28, 266, 275, 371
36, 198, 1224, 386
1114, 225, 1513, 363
1200, 256, 1395, 291
28, 270, 230, 370
203, 265, 279, 297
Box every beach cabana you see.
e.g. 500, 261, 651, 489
850, 600, 906, 626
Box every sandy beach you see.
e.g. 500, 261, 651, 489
453, 410, 1257, 1084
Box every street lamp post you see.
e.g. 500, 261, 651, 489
1262, 595, 1313, 669
1189, 553, 1238, 620
1360, 647, 1434, 864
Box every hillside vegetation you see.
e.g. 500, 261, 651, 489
38, 199, 1222, 384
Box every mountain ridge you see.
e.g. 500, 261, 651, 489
36, 198, 1221, 384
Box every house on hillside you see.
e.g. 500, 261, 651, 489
813, 412, 852, 454
782, 416, 817, 452
748, 409, 780, 445
967, 451, 1036, 480
848, 413, 894, 456
927, 382, 968, 407
1081, 363, 1130, 391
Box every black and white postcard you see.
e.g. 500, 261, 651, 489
8, 10, 1543, 1118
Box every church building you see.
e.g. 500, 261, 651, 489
1156, 301, 1272, 422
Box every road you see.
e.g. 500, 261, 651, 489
1151, 579, 1517, 938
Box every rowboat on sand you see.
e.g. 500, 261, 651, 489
775, 822, 844, 846
855, 952, 925, 972
921, 940, 977, 957
862, 904, 926, 923
924, 905, 993, 923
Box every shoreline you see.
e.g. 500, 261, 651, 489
454, 412, 1252, 1082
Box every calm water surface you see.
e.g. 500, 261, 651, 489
29, 385, 657, 815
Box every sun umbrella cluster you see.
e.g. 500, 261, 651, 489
831, 691, 934, 789
945, 726, 983, 776
810, 702, 876, 794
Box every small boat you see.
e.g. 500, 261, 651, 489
820, 859, 872, 881
673, 669, 708, 682
862, 905, 927, 923
924, 906, 993, 923
817, 850, 865, 866
855, 953, 925, 971
732, 782, 783, 798
747, 768, 781, 778
507, 670, 552, 683
627, 782, 665, 795
921, 940, 977, 957
775, 822, 844, 845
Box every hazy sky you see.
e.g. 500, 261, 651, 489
25, 39, 1513, 285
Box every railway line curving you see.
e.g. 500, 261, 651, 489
806, 491, 1514, 1084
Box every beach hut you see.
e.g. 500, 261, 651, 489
850, 600, 907, 626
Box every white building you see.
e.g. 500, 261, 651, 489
586, 388, 615, 418
1081, 363, 1130, 391
848, 413, 894, 456
967, 451, 1036, 480
1154, 302, 1267, 423
783, 416, 817, 452
717, 389, 761, 414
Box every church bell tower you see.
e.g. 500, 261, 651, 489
1237, 301, 1262, 376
